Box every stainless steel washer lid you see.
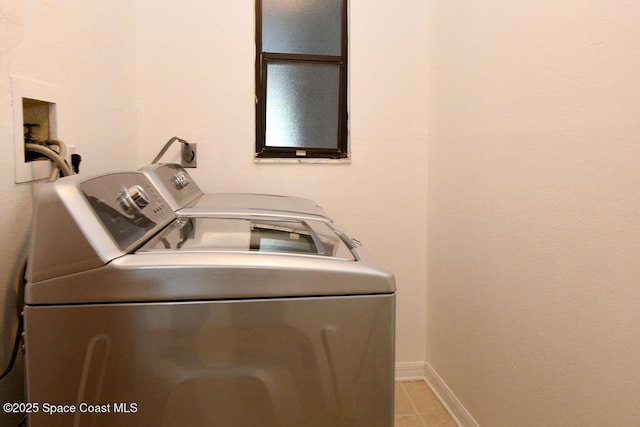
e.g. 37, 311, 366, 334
26, 213, 395, 305
138, 216, 351, 259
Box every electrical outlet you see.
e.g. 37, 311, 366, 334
181, 143, 197, 168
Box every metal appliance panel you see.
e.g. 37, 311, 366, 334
140, 164, 330, 219
139, 163, 203, 211
25, 295, 395, 427
193, 193, 330, 219
79, 173, 174, 251
25, 249, 395, 305
27, 172, 175, 283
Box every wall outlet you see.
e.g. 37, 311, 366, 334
181, 143, 197, 168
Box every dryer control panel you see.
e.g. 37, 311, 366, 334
139, 163, 203, 211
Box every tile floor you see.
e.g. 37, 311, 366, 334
395, 380, 457, 426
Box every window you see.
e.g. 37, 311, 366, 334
255, 0, 348, 159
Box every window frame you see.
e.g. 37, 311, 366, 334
255, 0, 349, 159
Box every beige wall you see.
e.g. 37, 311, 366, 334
427, 1, 640, 425
0, 1, 136, 424
9, 1, 638, 425
135, 0, 429, 364
0, 5, 429, 422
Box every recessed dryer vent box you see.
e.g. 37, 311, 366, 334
11, 76, 59, 183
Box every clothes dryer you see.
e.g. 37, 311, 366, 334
140, 163, 331, 220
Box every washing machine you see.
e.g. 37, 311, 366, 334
24, 170, 395, 426
140, 163, 331, 220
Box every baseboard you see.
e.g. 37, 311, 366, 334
394, 361, 427, 381
395, 362, 479, 427
423, 362, 479, 427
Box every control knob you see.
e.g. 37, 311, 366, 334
117, 185, 150, 215
172, 172, 191, 190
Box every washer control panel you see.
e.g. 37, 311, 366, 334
117, 185, 151, 214
80, 172, 175, 251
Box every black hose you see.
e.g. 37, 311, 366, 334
0, 316, 23, 381
0, 259, 27, 382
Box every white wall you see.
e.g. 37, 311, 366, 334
0, 1, 136, 424
427, 1, 640, 425
136, 0, 429, 364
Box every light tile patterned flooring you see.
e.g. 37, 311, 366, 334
395, 380, 457, 426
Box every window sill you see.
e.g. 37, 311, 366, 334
254, 157, 351, 165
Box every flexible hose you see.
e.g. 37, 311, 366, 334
44, 139, 68, 181
0, 258, 27, 382
0, 305, 23, 382
24, 143, 72, 180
